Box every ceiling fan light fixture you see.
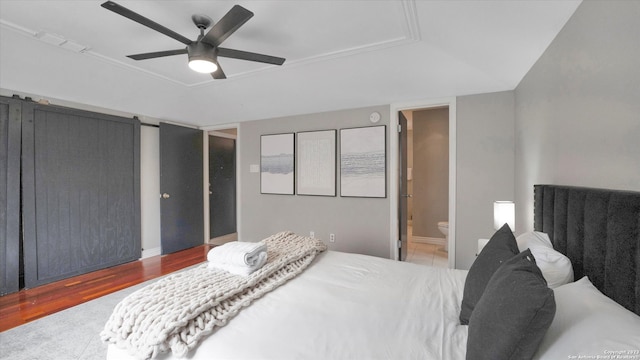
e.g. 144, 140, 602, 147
187, 42, 218, 73
189, 59, 217, 73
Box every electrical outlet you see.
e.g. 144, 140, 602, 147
310, 231, 315, 239
329, 233, 335, 243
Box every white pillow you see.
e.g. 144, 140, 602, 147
535, 277, 640, 359
516, 231, 553, 250
527, 245, 574, 288
516, 232, 573, 288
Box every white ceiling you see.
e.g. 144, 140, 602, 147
0, 0, 581, 127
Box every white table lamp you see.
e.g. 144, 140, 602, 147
494, 201, 515, 231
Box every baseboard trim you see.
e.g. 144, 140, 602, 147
411, 236, 446, 247
141, 247, 161, 259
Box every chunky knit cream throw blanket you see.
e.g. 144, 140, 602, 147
101, 231, 327, 360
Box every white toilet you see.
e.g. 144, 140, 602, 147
437, 221, 449, 252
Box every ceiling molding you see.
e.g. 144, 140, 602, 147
400, 0, 421, 42
0, 19, 36, 37
228, 0, 422, 77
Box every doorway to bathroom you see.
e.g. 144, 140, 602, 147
400, 107, 449, 268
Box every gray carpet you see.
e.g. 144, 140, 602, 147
0, 265, 198, 360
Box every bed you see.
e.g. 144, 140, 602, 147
105, 184, 640, 359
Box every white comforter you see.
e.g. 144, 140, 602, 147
107, 251, 469, 360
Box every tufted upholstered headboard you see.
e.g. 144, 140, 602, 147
534, 184, 640, 316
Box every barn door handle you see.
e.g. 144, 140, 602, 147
161, 193, 171, 199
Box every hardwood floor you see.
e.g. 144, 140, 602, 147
0, 244, 211, 332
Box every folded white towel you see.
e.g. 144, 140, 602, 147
208, 251, 268, 276
207, 242, 268, 276
207, 241, 267, 266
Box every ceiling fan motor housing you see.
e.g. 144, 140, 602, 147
188, 42, 218, 62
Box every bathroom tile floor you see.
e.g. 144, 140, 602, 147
406, 241, 449, 267
405, 226, 449, 268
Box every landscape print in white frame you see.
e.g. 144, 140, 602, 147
340, 125, 386, 198
296, 130, 336, 196
261, 133, 295, 195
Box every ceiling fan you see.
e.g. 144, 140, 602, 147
101, 1, 286, 79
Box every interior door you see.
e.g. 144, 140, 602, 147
160, 122, 204, 254
209, 135, 236, 239
399, 112, 409, 261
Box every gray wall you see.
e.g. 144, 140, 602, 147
239, 96, 517, 269
238, 106, 392, 258
412, 108, 449, 238
514, 0, 640, 233
456, 91, 515, 269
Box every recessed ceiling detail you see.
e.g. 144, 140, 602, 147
0, 1, 582, 127
1, 1, 420, 87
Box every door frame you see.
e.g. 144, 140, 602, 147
202, 124, 241, 243
389, 97, 456, 268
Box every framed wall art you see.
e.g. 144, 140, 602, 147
340, 125, 386, 198
260, 133, 295, 195
296, 130, 336, 196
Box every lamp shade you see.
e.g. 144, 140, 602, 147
494, 201, 515, 230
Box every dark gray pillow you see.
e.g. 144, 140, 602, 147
466, 249, 556, 360
459, 223, 519, 325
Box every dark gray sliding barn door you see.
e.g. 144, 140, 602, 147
21, 103, 141, 288
159, 123, 204, 254
0, 97, 21, 295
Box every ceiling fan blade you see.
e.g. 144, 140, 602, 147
202, 5, 253, 47
218, 48, 285, 65
211, 62, 227, 79
101, 1, 192, 45
127, 48, 187, 60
